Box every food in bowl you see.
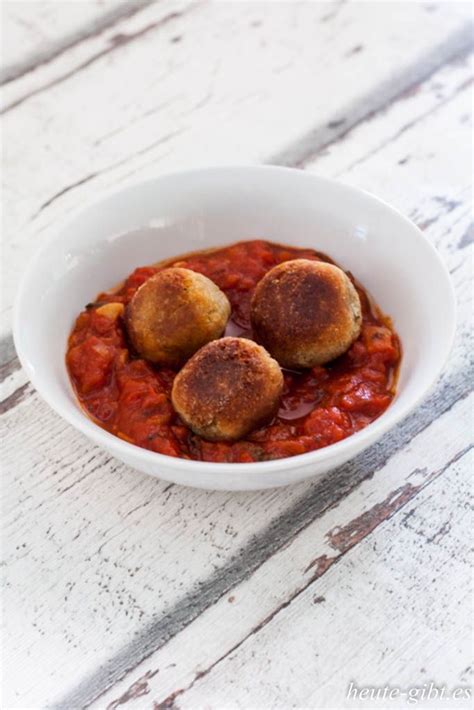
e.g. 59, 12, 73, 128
172, 337, 284, 441
251, 259, 362, 368
66, 239, 401, 463
126, 267, 230, 367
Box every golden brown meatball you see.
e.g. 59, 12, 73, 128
126, 267, 230, 367
250, 259, 362, 368
171, 337, 283, 441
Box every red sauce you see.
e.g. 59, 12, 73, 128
66, 240, 401, 462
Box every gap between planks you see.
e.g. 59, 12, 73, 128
55, 362, 472, 709
148, 444, 472, 710
1, 1, 199, 114
269, 22, 474, 167
150, 446, 472, 710
8, 21, 473, 214
0, 0, 157, 86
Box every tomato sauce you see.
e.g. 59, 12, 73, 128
66, 240, 401, 462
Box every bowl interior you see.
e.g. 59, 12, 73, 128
14, 167, 455, 474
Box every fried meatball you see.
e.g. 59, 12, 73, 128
250, 259, 362, 368
171, 337, 283, 441
126, 267, 230, 367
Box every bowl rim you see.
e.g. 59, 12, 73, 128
13, 165, 457, 475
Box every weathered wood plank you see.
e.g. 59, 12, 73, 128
89, 396, 472, 709
1, 0, 155, 84
161, 447, 472, 710
1, 1, 472, 334
1, 393, 317, 707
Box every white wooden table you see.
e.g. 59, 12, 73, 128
2, 2, 473, 708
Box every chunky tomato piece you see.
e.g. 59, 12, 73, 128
122, 266, 158, 295
304, 407, 352, 446
67, 337, 115, 393
339, 382, 392, 417
263, 439, 311, 459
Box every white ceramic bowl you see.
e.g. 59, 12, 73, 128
14, 167, 455, 490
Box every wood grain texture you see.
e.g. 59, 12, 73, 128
83, 401, 469, 708
159, 445, 472, 710
1, 1, 472, 335
1, 2, 472, 707
1, 0, 155, 84
90, 398, 472, 708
